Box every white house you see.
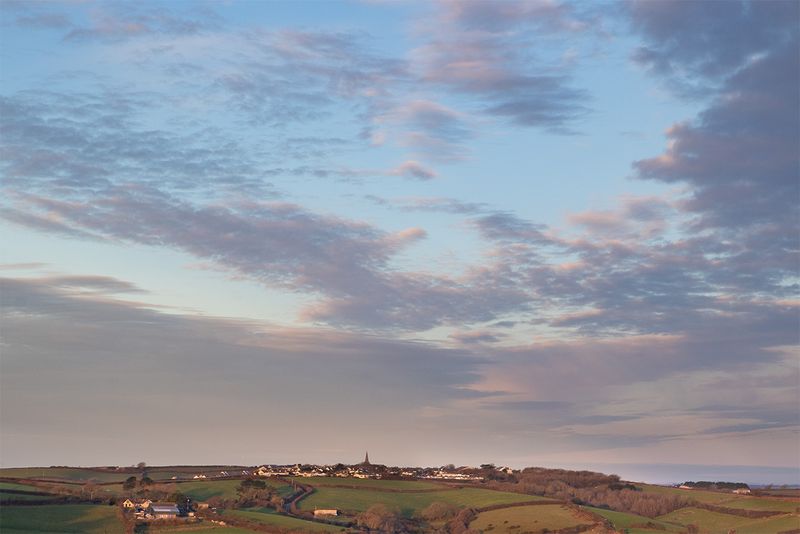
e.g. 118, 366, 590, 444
314, 509, 339, 517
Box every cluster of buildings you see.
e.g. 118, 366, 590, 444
122, 499, 178, 519
253, 458, 492, 482
420, 469, 484, 481
121, 499, 208, 520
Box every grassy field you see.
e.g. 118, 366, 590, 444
0, 482, 47, 492
470, 504, 588, 534
291, 476, 442, 490
147, 524, 260, 534
163, 479, 294, 500
0, 492, 57, 502
298, 486, 546, 517
158, 529, 258, 534
641, 484, 800, 513
709, 496, 800, 513
584, 506, 683, 532
0, 467, 131, 483
658, 506, 800, 534
0, 466, 254, 483
225, 508, 345, 532
0, 504, 124, 533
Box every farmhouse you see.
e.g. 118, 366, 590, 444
314, 509, 339, 517
733, 488, 752, 495
122, 499, 135, 509
149, 503, 180, 519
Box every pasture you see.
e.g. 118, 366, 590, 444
0, 504, 124, 533
470, 504, 589, 534
225, 508, 345, 532
164, 479, 294, 500
584, 506, 683, 532
0, 492, 56, 502
0, 467, 130, 483
0, 482, 45, 492
298, 486, 545, 517
657, 506, 800, 534
293, 476, 443, 490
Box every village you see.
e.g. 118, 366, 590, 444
116, 455, 492, 526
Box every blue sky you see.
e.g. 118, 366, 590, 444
0, 0, 798, 484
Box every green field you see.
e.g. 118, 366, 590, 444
164, 479, 294, 501
584, 506, 683, 532
163, 529, 258, 534
471, 504, 588, 534
147, 525, 259, 534
225, 508, 345, 532
0, 504, 124, 533
292, 476, 442, 490
641, 484, 800, 513
0, 467, 131, 483
658, 507, 800, 534
299, 486, 545, 517
0, 466, 253, 483
709, 496, 800, 513
0, 482, 46, 492
0, 492, 57, 502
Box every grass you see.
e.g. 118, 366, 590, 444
657, 506, 800, 534
641, 484, 800, 513
710, 496, 800, 513
224, 508, 345, 532
298, 486, 545, 517
290, 476, 442, 490
148, 525, 259, 534
0, 504, 124, 533
0, 492, 56, 501
163, 479, 294, 501
470, 504, 588, 534
0, 467, 131, 483
584, 506, 683, 532
0, 482, 46, 492
157, 529, 258, 534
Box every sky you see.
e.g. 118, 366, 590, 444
0, 0, 798, 485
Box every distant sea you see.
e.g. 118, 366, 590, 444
555, 463, 800, 486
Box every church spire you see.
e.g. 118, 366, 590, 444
363, 451, 370, 465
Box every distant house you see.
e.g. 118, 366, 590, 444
678, 485, 693, 489
314, 509, 339, 517
196, 502, 210, 509
122, 499, 135, 509
733, 488, 751, 495
149, 503, 180, 519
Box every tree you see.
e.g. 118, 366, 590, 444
122, 476, 137, 491
357, 504, 402, 531
82, 482, 99, 500
420, 501, 459, 521
136, 462, 146, 470
139, 475, 153, 486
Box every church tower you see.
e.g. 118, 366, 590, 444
363, 451, 370, 465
